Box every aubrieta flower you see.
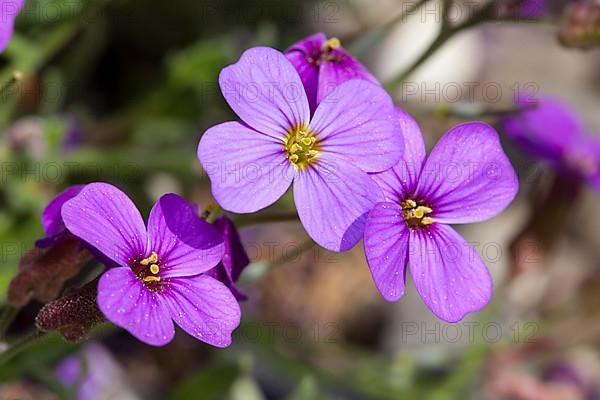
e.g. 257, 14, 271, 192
0, 0, 25, 52
501, 94, 600, 191
61, 183, 241, 346
206, 216, 250, 301
56, 344, 137, 400
364, 110, 518, 322
285, 32, 378, 112
198, 47, 403, 251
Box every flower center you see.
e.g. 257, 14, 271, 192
134, 251, 162, 290
307, 37, 342, 66
401, 199, 435, 229
284, 126, 320, 169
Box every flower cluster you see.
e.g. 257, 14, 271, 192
10, 33, 521, 350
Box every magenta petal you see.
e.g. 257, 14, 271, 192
219, 47, 310, 139
310, 80, 403, 173
364, 203, 409, 301
198, 121, 295, 213
316, 51, 379, 105
97, 267, 175, 346
409, 224, 493, 323
371, 108, 425, 203
206, 216, 250, 301
293, 154, 383, 251
162, 275, 241, 348
285, 49, 320, 114
417, 122, 518, 224
61, 183, 147, 267
147, 194, 224, 278
42, 185, 86, 237
0, 0, 24, 53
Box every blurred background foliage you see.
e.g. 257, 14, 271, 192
1, 0, 600, 399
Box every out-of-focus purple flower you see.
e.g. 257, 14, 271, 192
36, 185, 85, 248
364, 110, 518, 322
285, 33, 379, 112
501, 94, 600, 191
61, 183, 241, 347
56, 344, 140, 400
62, 115, 84, 153
206, 216, 250, 301
198, 47, 403, 252
0, 0, 24, 53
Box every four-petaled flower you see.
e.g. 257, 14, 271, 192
364, 110, 518, 322
0, 0, 25, 53
198, 46, 403, 251
285, 32, 379, 112
501, 93, 600, 191
61, 183, 241, 346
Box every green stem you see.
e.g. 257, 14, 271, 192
0, 305, 20, 339
350, 0, 431, 57
385, 1, 538, 90
385, 29, 450, 90
0, 330, 47, 366
0, 71, 23, 99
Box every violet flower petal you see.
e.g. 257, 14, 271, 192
316, 49, 379, 105
42, 185, 86, 237
219, 46, 310, 139
364, 202, 410, 301
61, 183, 147, 266
147, 193, 224, 278
97, 267, 175, 346
293, 154, 383, 251
198, 121, 295, 213
162, 275, 241, 348
417, 122, 518, 224
409, 224, 493, 323
371, 108, 426, 203
310, 79, 403, 173
0, 0, 24, 53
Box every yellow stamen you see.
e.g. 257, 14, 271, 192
284, 126, 321, 169
150, 264, 160, 275
324, 37, 341, 50
143, 276, 161, 283
421, 217, 435, 225
140, 251, 158, 266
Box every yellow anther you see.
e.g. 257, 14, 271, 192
150, 264, 160, 275
325, 37, 341, 50
301, 137, 313, 146
140, 251, 158, 266
421, 217, 435, 225
401, 199, 417, 209
143, 276, 161, 283
289, 143, 302, 153
284, 126, 321, 169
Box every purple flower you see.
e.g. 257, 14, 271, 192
56, 344, 135, 400
198, 47, 403, 252
285, 33, 379, 112
36, 185, 86, 248
0, 0, 25, 53
364, 110, 518, 322
206, 216, 250, 301
501, 94, 600, 191
61, 183, 241, 347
